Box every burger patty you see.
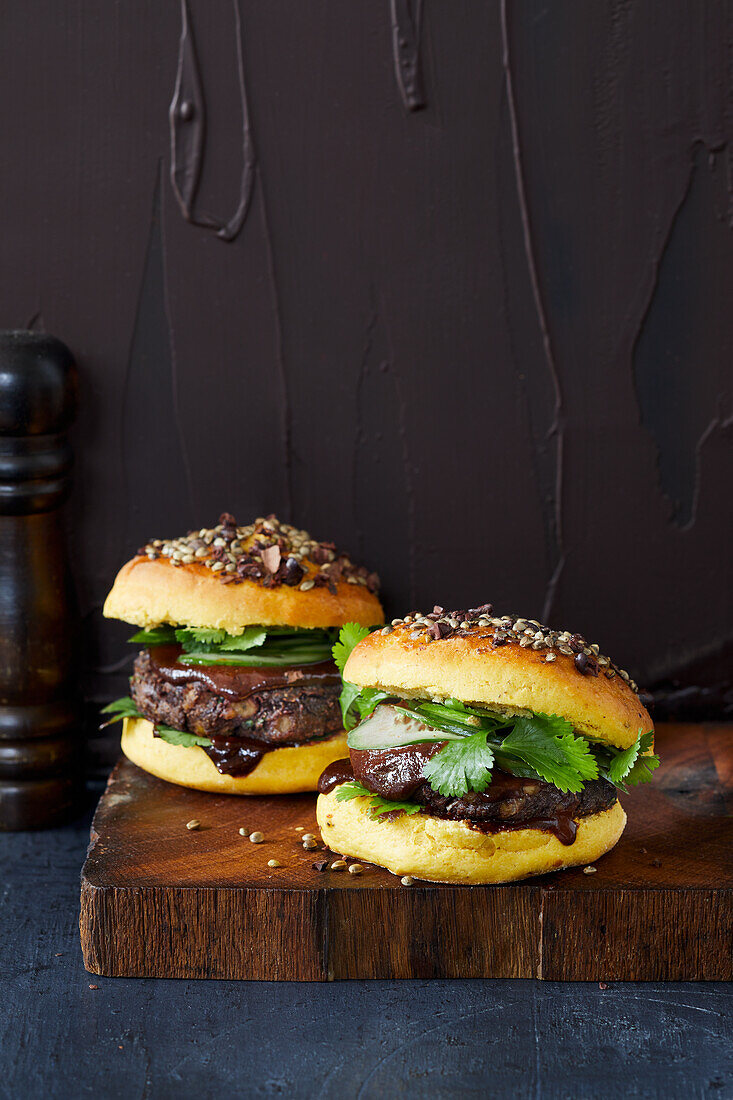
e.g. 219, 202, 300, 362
130, 649, 343, 746
413, 774, 616, 826
349, 744, 617, 826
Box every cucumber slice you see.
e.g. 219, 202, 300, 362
347, 704, 464, 750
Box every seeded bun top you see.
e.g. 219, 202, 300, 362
103, 514, 384, 632
343, 604, 652, 751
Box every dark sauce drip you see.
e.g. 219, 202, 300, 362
154, 728, 345, 778
466, 810, 578, 845
318, 757, 355, 793
201, 735, 269, 777
150, 723, 269, 777
148, 645, 340, 700
320, 746, 589, 846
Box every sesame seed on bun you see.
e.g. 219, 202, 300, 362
104, 513, 384, 631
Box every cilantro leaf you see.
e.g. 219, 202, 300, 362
175, 627, 228, 650
607, 736, 641, 785
332, 623, 372, 675
333, 624, 386, 728
178, 627, 336, 667
356, 689, 394, 721
217, 627, 267, 652
500, 713, 598, 793
622, 731, 659, 787
99, 696, 211, 747
339, 681, 362, 728
339, 685, 392, 730
99, 697, 140, 727
130, 625, 332, 664
334, 780, 421, 818
589, 730, 659, 790
128, 626, 177, 645
422, 731, 494, 796
153, 726, 211, 748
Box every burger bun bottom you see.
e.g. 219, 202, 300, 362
121, 717, 348, 795
316, 785, 626, 884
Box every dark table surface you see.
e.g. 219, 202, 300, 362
2, 786, 731, 1100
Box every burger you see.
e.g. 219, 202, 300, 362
317, 605, 658, 883
101, 513, 383, 794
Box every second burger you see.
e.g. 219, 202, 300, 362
102, 513, 383, 794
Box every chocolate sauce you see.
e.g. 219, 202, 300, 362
318, 758, 355, 793
159, 727, 345, 779
350, 743, 440, 800
467, 811, 578, 846
148, 645, 340, 700
201, 735, 269, 777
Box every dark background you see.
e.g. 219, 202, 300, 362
1, 8, 731, 1096
0, 0, 730, 716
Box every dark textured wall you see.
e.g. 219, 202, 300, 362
0, 1, 730, 712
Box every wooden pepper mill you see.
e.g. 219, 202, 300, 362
0, 331, 82, 829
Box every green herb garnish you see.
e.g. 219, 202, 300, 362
99, 697, 211, 748
151, 727, 212, 748
129, 624, 337, 667
128, 626, 177, 645
335, 780, 421, 818
341, 682, 658, 799
332, 623, 389, 727
422, 730, 494, 796
99, 697, 141, 726
499, 714, 598, 793
590, 730, 659, 791
174, 626, 267, 653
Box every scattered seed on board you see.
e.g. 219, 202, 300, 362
186, 820, 200, 831
583, 865, 597, 875
295, 826, 304, 832
302, 838, 318, 850
267, 859, 281, 868
330, 860, 347, 871
348, 864, 363, 876
238, 827, 249, 837
249, 831, 264, 844
401, 876, 414, 886
301, 833, 316, 842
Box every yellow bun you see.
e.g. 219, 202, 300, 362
344, 628, 651, 750
122, 717, 349, 794
317, 785, 626, 884
104, 556, 383, 631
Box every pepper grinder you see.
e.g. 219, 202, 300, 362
0, 331, 82, 829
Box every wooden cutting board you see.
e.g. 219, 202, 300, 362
80, 723, 732, 981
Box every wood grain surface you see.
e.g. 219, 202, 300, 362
80, 724, 732, 981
